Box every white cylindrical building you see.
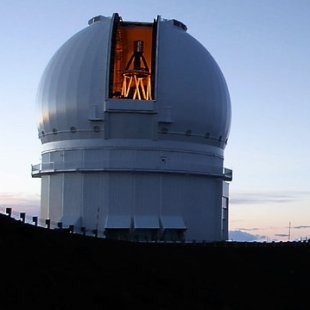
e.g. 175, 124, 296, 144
32, 13, 232, 242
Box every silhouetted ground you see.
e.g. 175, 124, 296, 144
0, 213, 309, 309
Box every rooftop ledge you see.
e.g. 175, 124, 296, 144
104, 99, 156, 113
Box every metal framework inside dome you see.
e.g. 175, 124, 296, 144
109, 14, 156, 100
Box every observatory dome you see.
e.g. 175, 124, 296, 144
36, 14, 231, 148
33, 14, 232, 242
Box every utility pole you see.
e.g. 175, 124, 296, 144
288, 221, 291, 241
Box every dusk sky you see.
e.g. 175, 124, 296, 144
0, 0, 309, 241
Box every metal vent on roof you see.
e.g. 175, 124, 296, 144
172, 19, 187, 31
88, 15, 105, 25
134, 216, 160, 229
105, 215, 132, 229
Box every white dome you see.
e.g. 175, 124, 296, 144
36, 14, 231, 149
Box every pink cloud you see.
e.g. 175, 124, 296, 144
0, 192, 40, 216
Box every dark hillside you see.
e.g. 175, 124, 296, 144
0, 213, 309, 309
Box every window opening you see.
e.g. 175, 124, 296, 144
109, 15, 156, 100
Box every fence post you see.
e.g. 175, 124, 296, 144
32, 216, 38, 226
5, 208, 12, 217
45, 219, 51, 229
93, 229, 98, 238
20, 212, 26, 223
81, 227, 86, 236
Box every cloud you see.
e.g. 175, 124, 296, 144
234, 227, 260, 231
293, 225, 310, 229
0, 192, 40, 216
230, 190, 310, 206
274, 233, 289, 237
229, 230, 265, 242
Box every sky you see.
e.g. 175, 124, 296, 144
0, 0, 309, 241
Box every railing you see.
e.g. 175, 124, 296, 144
31, 162, 56, 176
31, 163, 41, 172
32, 161, 233, 181
223, 168, 233, 181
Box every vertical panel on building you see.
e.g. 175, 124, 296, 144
62, 173, 83, 226
40, 175, 50, 220
134, 173, 160, 216
109, 172, 134, 215
48, 173, 64, 226
221, 181, 229, 240
83, 173, 106, 231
